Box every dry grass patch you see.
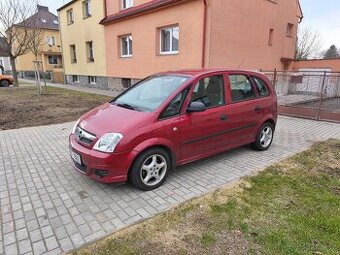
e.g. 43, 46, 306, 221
0, 86, 111, 130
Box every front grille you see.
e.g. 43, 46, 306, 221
75, 126, 96, 145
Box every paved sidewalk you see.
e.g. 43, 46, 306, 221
0, 116, 340, 255
19, 78, 118, 97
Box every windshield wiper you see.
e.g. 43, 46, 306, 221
115, 103, 137, 111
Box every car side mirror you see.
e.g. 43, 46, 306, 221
187, 102, 206, 113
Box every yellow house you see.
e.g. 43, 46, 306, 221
15, 5, 63, 78
58, 0, 108, 89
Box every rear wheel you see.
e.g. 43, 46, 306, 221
0, 80, 10, 87
129, 147, 171, 191
252, 122, 274, 151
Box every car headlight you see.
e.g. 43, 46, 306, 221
72, 119, 80, 134
93, 133, 123, 153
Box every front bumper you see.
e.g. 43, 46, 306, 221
69, 134, 136, 183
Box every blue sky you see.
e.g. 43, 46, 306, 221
41, 0, 339, 51
300, 0, 340, 50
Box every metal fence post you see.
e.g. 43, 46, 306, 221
273, 68, 277, 88
317, 71, 327, 120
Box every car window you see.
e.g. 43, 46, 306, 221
253, 76, 270, 97
160, 89, 189, 119
113, 75, 189, 112
229, 74, 256, 103
190, 75, 225, 108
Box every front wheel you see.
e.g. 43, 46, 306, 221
0, 80, 10, 87
252, 122, 275, 151
129, 148, 171, 191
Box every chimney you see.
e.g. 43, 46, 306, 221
37, 5, 49, 12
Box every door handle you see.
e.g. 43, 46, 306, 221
254, 106, 261, 113
220, 114, 228, 121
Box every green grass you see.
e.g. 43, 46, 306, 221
72, 139, 340, 255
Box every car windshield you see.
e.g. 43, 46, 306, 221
112, 75, 189, 112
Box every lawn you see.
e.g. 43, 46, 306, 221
72, 139, 340, 255
0, 86, 112, 130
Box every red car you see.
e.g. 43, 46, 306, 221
69, 69, 277, 190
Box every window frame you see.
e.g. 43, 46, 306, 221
88, 76, 96, 84
72, 75, 79, 83
188, 74, 226, 110
122, 0, 134, 10
48, 55, 58, 65
83, 0, 91, 18
120, 35, 133, 58
67, 9, 74, 25
268, 28, 274, 46
70, 44, 77, 63
86, 41, 94, 62
286, 23, 294, 37
159, 25, 179, 55
159, 88, 190, 120
228, 73, 258, 104
251, 75, 271, 98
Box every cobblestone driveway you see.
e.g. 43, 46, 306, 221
1, 116, 340, 255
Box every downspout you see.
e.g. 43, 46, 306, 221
201, 0, 207, 68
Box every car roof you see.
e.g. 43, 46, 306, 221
159, 68, 263, 78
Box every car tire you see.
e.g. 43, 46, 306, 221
252, 122, 275, 151
0, 80, 10, 87
129, 147, 171, 191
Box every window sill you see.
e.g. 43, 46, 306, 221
67, 22, 74, 26
159, 51, 179, 56
71, 61, 77, 64
83, 15, 91, 20
121, 55, 132, 58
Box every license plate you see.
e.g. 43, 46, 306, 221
70, 149, 82, 165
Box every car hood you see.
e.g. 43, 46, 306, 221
78, 103, 152, 137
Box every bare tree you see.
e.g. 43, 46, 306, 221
0, 0, 38, 86
295, 27, 322, 60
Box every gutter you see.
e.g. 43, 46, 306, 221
201, 0, 207, 68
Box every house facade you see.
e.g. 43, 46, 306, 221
292, 58, 340, 72
58, 0, 302, 90
58, 0, 108, 89
15, 5, 63, 79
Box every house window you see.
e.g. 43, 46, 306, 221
72, 75, 79, 83
47, 36, 56, 46
122, 78, 131, 88
286, 23, 294, 37
121, 35, 132, 57
70, 44, 77, 63
122, 0, 133, 9
67, 9, 74, 24
88, 76, 96, 84
48, 56, 58, 65
41, 18, 47, 23
53, 20, 58, 24
0, 59, 3, 66
83, 0, 91, 18
160, 25, 179, 54
86, 41, 94, 62
268, 28, 274, 46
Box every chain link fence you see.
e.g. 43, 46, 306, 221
263, 70, 340, 122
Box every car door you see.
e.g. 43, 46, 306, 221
225, 72, 261, 147
179, 74, 228, 162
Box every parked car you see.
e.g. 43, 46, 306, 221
69, 69, 277, 190
0, 74, 13, 87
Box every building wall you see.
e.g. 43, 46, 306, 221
104, 0, 204, 79
206, 0, 301, 70
106, 0, 150, 14
58, 0, 107, 78
0, 57, 12, 72
292, 59, 340, 72
16, 29, 62, 72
